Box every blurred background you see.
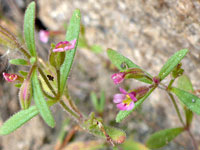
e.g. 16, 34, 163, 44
0, 0, 200, 150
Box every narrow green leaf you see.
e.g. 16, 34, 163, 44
171, 87, 200, 115
0, 106, 38, 135
158, 49, 188, 81
90, 92, 98, 111
60, 9, 81, 94
24, 2, 36, 57
0, 100, 56, 135
9, 59, 29, 66
32, 68, 55, 127
177, 75, 194, 126
116, 87, 155, 122
146, 127, 184, 149
99, 91, 105, 112
107, 49, 152, 84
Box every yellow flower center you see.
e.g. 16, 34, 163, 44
122, 95, 132, 106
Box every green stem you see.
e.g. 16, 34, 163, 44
64, 87, 83, 119
38, 67, 57, 96
167, 92, 185, 126
56, 69, 60, 97
59, 100, 80, 120
168, 79, 175, 89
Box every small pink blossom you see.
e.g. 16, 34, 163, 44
3, 72, 18, 82
111, 72, 125, 84
113, 88, 137, 111
53, 39, 76, 52
39, 30, 49, 43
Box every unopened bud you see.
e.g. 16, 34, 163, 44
19, 79, 32, 109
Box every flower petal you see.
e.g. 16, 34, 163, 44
125, 101, 134, 111
39, 30, 49, 43
111, 72, 125, 84
3, 72, 18, 82
113, 94, 125, 103
119, 87, 127, 94
128, 92, 137, 102
117, 103, 127, 111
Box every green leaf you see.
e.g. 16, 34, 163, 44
0, 100, 56, 135
177, 75, 194, 92
177, 75, 194, 126
32, 68, 55, 127
121, 137, 150, 150
146, 127, 184, 149
90, 92, 98, 111
99, 91, 105, 112
24, 2, 36, 57
9, 59, 29, 66
0, 106, 38, 135
107, 49, 152, 84
171, 87, 200, 115
60, 9, 81, 94
116, 87, 155, 122
158, 49, 188, 81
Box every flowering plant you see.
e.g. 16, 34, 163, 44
0, 1, 199, 150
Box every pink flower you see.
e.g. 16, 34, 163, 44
3, 72, 18, 82
113, 88, 137, 111
53, 39, 76, 52
39, 30, 49, 43
111, 72, 125, 84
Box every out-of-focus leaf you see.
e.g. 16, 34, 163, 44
158, 49, 188, 81
9, 59, 29, 66
60, 9, 81, 95
171, 87, 200, 115
32, 68, 55, 127
121, 137, 150, 150
24, 2, 37, 57
146, 127, 184, 149
116, 87, 155, 123
107, 48, 152, 84
62, 141, 105, 150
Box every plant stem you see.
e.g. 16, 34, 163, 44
64, 88, 83, 119
59, 100, 80, 120
38, 67, 57, 96
187, 129, 198, 150
56, 69, 60, 97
167, 92, 185, 126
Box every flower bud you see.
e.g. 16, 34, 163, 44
111, 72, 125, 84
134, 86, 150, 99
19, 79, 32, 109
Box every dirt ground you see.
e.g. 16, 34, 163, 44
0, 0, 200, 150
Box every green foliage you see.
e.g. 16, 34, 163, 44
83, 113, 126, 144
32, 68, 55, 127
0, 106, 38, 135
121, 137, 150, 150
146, 127, 184, 149
24, 1, 37, 57
116, 87, 155, 122
0, 100, 56, 135
60, 9, 81, 94
9, 59, 29, 66
177, 75, 194, 127
171, 87, 200, 115
90, 91, 105, 113
158, 49, 188, 81
107, 48, 152, 84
